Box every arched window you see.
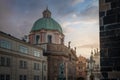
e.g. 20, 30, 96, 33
48, 35, 52, 43
35, 35, 40, 44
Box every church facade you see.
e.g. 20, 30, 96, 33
29, 8, 77, 80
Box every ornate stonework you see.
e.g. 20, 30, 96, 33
29, 8, 78, 80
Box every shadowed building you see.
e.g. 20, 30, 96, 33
99, 0, 120, 79
29, 8, 77, 80
0, 31, 47, 80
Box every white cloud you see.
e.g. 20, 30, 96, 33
72, 14, 77, 18
71, 0, 84, 5
78, 6, 98, 20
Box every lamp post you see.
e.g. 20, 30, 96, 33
89, 51, 95, 80
90, 72, 94, 80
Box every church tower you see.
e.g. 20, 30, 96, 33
29, 8, 64, 45
29, 8, 77, 80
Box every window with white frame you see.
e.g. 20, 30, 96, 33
44, 64, 46, 71
34, 63, 40, 70
0, 39, 11, 49
19, 60, 27, 69
0, 56, 11, 67
33, 51, 40, 57
19, 45, 28, 54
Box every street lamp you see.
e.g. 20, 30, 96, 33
89, 51, 95, 80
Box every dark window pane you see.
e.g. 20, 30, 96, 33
6, 75, 10, 80
48, 35, 52, 43
24, 75, 26, 80
34, 76, 36, 80
37, 64, 39, 70
19, 75, 22, 80
19, 60, 23, 68
1, 57, 5, 66
37, 76, 39, 80
34, 63, 36, 70
36, 35, 40, 44
19, 60, 27, 69
6, 58, 10, 66
44, 76, 46, 80
44, 65, 46, 71
1, 75, 5, 80
34, 76, 39, 80
24, 61, 27, 68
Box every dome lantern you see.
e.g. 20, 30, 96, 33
42, 7, 51, 18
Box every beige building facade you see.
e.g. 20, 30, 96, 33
76, 55, 87, 80
0, 31, 47, 80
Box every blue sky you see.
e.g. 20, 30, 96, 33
0, 0, 99, 58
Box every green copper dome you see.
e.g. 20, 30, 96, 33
31, 8, 63, 33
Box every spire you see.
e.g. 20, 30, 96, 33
43, 6, 51, 18
68, 41, 71, 49
90, 50, 94, 61
91, 50, 93, 55
46, 5, 48, 10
